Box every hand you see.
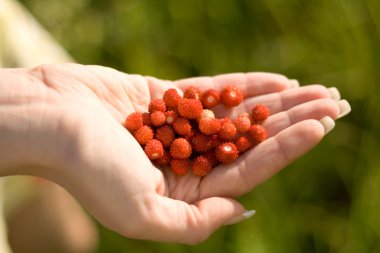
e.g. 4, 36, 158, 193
0, 64, 350, 244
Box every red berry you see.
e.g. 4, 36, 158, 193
209, 134, 221, 149
171, 159, 190, 176
192, 155, 213, 176
220, 85, 244, 107
184, 129, 196, 141
154, 150, 171, 167
177, 98, 203, 119
173, 117, 192, 136
150, 111, 166, 127
170, 138, 192, 159
251, 104, 270, 122
125, 112, 143, 132
197, 109, 215, 123
247, 124, 267, 143
201, 89, 220, 108
218, 122, 237, 141
191, 133, 214, 153
144, 139, 164, 160
183, 86, 202, 100
219, 117, 233, 125
215, 142, 238, 164
235, 136, 253, 153
155, 125, 175, 148
165, 110, 179, 125
149, 99, 166, 112
233, 115, 251, 133
199, 118, 221, 135
133, 125, 154, 145
142, 112, 152, 126
163, 88, 181, 109
203, 152, 219, 167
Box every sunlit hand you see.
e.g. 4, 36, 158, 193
0, 64, 350, 244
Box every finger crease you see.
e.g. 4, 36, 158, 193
274, 135, 291, 165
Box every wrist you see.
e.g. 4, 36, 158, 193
0, 67, 61, 177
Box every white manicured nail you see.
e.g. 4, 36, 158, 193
337, 100, 351, 118
224, 210, 256, 225
288, 79, 300, 88
328, 87, 341, 101
319, 116, 335, 134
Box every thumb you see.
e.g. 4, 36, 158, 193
140, 195, 254, 244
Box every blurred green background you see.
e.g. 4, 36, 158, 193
18, 0, 378, 252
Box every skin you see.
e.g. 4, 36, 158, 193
0, 63, 346, 244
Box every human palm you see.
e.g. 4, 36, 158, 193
26, 63, 344, 244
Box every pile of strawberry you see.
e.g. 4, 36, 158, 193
124, 85, 269, 176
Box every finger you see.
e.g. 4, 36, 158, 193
263, 98, 343, 137
212, 85, 340, 119
246, 85, 340, 114
136, 195, 247, 244
174, 72, 297, 98
199, 118, 333, 199
144, 76, 184, 99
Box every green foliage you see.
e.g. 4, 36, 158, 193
18, 0, 379, 252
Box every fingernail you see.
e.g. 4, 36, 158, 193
337, 100, 351, 118
224, 210, 256, 225
288, 79, 300, 88
328, 87, 341, 101
319, 116, 335, 135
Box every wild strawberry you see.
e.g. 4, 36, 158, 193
235, 136, 253, 153
201, 89, 220, 108
220, 85, 244, 107
149, 99, 166, 112
163, 88, 181, 109
154, 150, 171, 167
209, 134, 221, 149
155, 125, 175, 148
150, 111, 166, 127
247, 124, 267, 143
165, 110, 179, 125
144, 139, 164, 160
125, 112, 143, 132
233, 115, 251, 133
177, 98, 203, 119
184, 129, 196, 142
218, 121, 237, 141
133, 125, 154, 145
192, 155, 213, 176
183, 86, 202, 100
170, 138, 192, 159
173, 117, 192, 136
197, 109, 215, 123
203, 151, 219, 167
171, 159, 190, 176
192, 133, 214, 153
142, 112, 152, 126
251, 104, 270, 122
199, 118, 221, 135
215, 142, 238, 164
219, 117, 233, 125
